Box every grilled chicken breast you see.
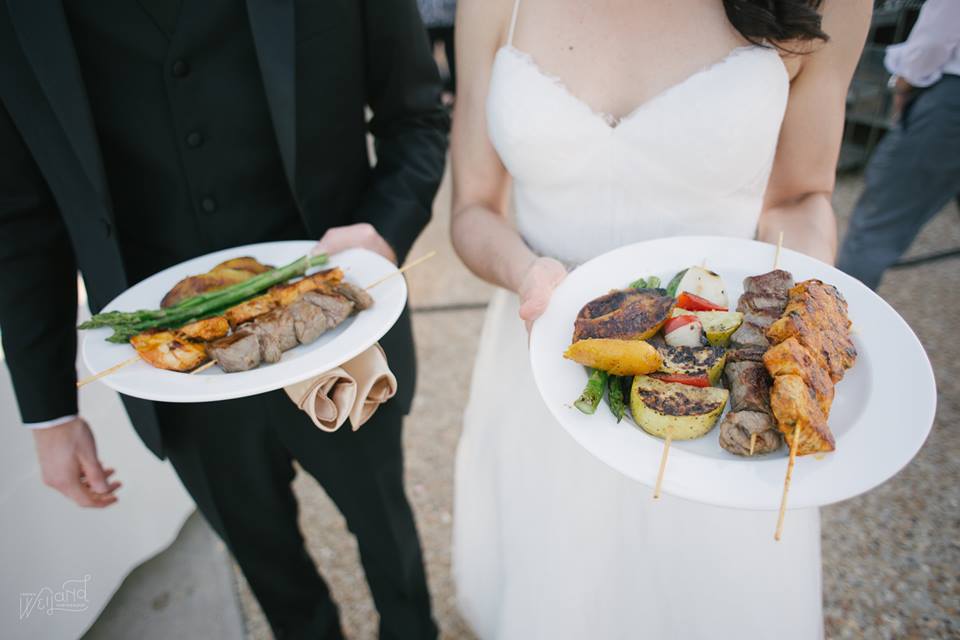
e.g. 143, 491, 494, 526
769, 374, 836, 455
178, 316, 230, 341
130, 330, 208, 372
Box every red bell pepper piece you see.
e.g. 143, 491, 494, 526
662, 314, 699, 334
676, 292, 728, 312
650, 372, 711, 388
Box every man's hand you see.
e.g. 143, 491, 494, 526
311, 223, 397, 265
33, 418, 121, 508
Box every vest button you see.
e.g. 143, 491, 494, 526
200, 196, 217, 214
171, 60, 189, 78
186, 131, 203, 148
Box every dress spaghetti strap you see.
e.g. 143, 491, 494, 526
507, 0, 521, 46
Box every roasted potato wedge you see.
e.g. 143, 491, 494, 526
630, 375, 728, 440
564, 339, 662, 376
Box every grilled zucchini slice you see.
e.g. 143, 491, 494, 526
630, 375, 729, 440
656, 345, 727, 385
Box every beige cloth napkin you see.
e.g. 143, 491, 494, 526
283, 343, 396, 432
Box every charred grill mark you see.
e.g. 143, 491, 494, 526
573, 289, 674, 341
637, 387, 723, 416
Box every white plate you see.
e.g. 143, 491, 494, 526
81, 242, 406, 403
529, 236, 937, 510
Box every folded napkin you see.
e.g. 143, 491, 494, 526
284, 343, 396, 432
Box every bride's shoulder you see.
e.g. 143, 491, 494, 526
773, 0, 872, 82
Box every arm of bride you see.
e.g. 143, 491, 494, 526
450, 0, 567, 330
758, 0, 871, 265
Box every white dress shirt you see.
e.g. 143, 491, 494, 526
885, 0, 960, 87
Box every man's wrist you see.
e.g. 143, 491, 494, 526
25, 415, 78, 430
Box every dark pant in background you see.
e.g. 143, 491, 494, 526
837, 74, 960, 290
157, 391, 436, 640
427, 26, 455, 93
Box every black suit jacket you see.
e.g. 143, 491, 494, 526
0, 0, 448, 456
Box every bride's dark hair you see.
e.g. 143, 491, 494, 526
723, 0, 828, 48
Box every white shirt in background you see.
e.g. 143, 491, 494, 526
885, 0, 960, 87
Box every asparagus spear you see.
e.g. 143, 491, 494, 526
80, 253, 329, 337
574, 368, 608, 415
606, 374, 625, 422
629, 277, 648, 289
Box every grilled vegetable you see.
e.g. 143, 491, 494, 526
573, 288, 675, 341
656, 344, 726, 385
663, 314, 703, 347
670, 308, 743, 346
630, 375, 729, 440
574, 368, 608, 414
629, 277, 648, 289
564, 339, 663, 376
646, 275, 661, 289
673, 266, 729, 308
676, 292, 727, 312
665, 269, 687, 297
649, 372, 710, 387
606, 375, 626, 421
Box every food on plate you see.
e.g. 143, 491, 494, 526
717, 340, 783, 455
225, 294, 277, 328
719, 411, 781, 456
130, 329, 209, 372
766, 280, 857, 382
729, 269, 794, 347
573, 288, 674, 341
630, 375, 729, 440
574, 368, 609, 415
80, 253, 330, 343
668, 308, 744, 346
207, 331, 261, 372
768, 374, 835, 455
606, 375, 627, 422
178, 316, 231, 341
665, 266, 729, 308
656, 344, 726, 385
764, 279, 857, 454
160, 257, 274, 308
564, 338, 663, 376
662, 314, 703, 347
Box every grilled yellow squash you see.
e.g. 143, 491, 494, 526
630, 375, 728, 439
656, 345, 727, 385
564, 339, 662, 376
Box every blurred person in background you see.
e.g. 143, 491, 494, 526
837, 0, 960, 290
419, 0, 458, 103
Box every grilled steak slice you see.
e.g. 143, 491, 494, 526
730, 321, 769, 347
333, 282, 374, 311
719, 411, 782, 456
243, 309, 297, 363
724, 361, 772, 413
208, 331, 262, 372
725, 346, 768, 363
737, 292, 787, 315
304, 292, 354, 328
288, 298, 328, 344
743, 269, 794, 298
573, 288, 674, 341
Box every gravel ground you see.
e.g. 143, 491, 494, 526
237, 169, 959, 639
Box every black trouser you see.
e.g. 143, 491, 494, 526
156, 391, 436, 640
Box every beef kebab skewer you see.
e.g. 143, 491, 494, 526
190, 250, 437, 375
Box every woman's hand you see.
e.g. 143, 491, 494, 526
518, 257, 568, 333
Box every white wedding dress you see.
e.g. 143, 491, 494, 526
452, 2, 824, 639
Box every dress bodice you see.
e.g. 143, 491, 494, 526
486, 43, 790, 266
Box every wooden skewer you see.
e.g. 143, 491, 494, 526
77, 355, 141, 388
749, 432, 758, 456
364, 250, 437, 291
190, 359, 218, 375
653, 427, 673, 500
773, 230, 784, 270
774, 422, 801, 541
